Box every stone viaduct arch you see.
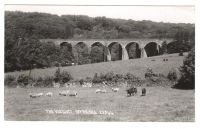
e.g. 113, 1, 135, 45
125, 42, 141, 59
60, 42, 73, 51
144, 42, 159, 57
108, 42, 122, 61
90, 42, 105, 63
40, 38, 174, 62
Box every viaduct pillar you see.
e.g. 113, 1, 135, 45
122, 45, 129, 60
107, 48, 111, 61
140, 47, 147, 58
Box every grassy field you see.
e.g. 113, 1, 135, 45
5, 53, 185, 80
4, 53, 194, 121
4, 86, 194, 121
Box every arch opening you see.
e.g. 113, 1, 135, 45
60, 42, 72, 51
108, 42, 122, 61
125, 42, 141, 59
74, 42, 90, 65
144, 42, 159, 57
167, 41, 177, 54
90, 42, 106, 63
60, 42, 74, 65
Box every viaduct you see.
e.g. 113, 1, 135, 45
40, 38, 174, 61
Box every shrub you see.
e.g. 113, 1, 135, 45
92, 73, 103, 83
145, 68, 157, 78
167, 69, 179, 81
85, 77, 92, 82
54, 67, 61, 82
43, 76, 54, 87
175, 48, 195, 89
51, 61, 60, 67
35, 77, 44, 87
79, 79, 84, 85
179, 51, 184, 56
104, 72, 115, 82
114, 74, 124, 82
17, 74, 30, 87
54, 68, 73, 84
124, 73, 140, 82
61, 71, 73, 83
4, 75, 17, 88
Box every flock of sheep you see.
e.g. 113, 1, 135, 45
29, 90, 77, 98
29, 84, 146, 98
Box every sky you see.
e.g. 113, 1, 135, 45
5, 5, 195, 24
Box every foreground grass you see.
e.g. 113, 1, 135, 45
4, 86, 194, 121
5, 53, 185, 80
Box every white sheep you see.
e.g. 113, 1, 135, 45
112, 88, 119, 92
45, 92, 53, 97
29, 93, 43, 98
95, 89, 107, 93
95, 89, 101, 93
68, 91, 78, 97
37, 93, 44, 96
59, 90, 69, 96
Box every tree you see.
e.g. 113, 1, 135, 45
173, 28, 194, 53
175, 48, 195, 89
16, 37, 48, 76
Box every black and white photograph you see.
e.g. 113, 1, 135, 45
3, 0, 196, 123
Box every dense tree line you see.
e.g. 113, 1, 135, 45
5, 11, 195, 40
5, 11, 195, 72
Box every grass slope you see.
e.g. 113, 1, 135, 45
6, 53, 185, 79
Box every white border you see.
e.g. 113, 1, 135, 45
1, 0, 199, 129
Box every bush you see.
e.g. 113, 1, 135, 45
104, 72, 115, 82
175, 48, 195, 89
54, 67, 61, 82
54, 68, 73, 84
92, 73, 103, 83
85, 77, 92, 82
43, 76, 54, 87
61, 71, 73, 83
79, 79, 84, 85
167, 69, 179, 81
51, 61, 60, 67
124, 73, 140, 82
17, 74, 30, 87
179, 51, 184, 56
4, 75, 17, 88
145, 68, 157, 78
35, 77, 44, 87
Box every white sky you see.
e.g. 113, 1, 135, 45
5, 5, 195, 24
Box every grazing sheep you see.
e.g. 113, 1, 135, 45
68, 91, 78, 97
37, 93, 44, 97
29, 93, 43, 98
112, 88, 119, 92
59, 90, 69, 96
95, 89, 107, 93
95, 89, 101, 93
141, 88, 146, 96
45, 92, 53, 97
126, 87, 137, 96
